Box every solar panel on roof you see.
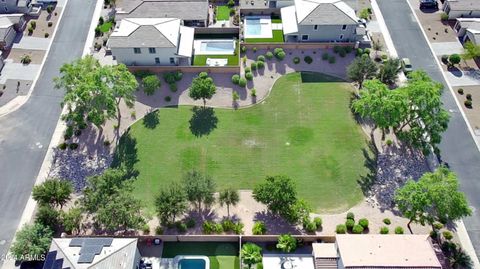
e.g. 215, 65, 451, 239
79, 245, 104, 255
53, 258, 64, 269
69, 238, 84, 247
42, 251, 57, 269
78, 253, 96, 264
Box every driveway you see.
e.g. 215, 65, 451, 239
0, 0, 97, 265
0, 62, 40, 84
377, 0, 480, 258
12, 36, 50, 51
430, 41, 464, 56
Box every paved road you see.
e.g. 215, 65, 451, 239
377, 0, 480, 257
0, 0, 96, 264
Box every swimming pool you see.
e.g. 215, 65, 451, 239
194, 40, 236, 55
244, 16, 273, 39
174, 255, 209, 269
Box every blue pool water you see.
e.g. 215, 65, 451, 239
178, 259, 206, 269
245, 18, 261, 35
200, 41, 234, 52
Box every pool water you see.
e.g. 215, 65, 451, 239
178, 259, 206, 269
200, 41, 234, 52
245, 18, 261, 35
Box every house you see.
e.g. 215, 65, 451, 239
455, 18, 480, 45
107, 18, 195, 66
0, 0, 31, 14
280, 0, 363, 42
0, 14, 25, 49
42, 237, 140, 269
115, 0, 209, 27
443, 0, 480, 19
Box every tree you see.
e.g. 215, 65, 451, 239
188, 72, 216, 107
219, 188, 240, 218
155, 183, 188, 224
106, 64, 138, 121
449, 54, 461, 66
378, 58, 401, 85
35, 205, 60, 231
142, 75, 160, 96
395, 167, 471, 233
241, 243, 262, 269
182, 170, 216, 212
32, 179, 73, 208
285, 199, 311, 225
450, 247, 473, 269
61, 207, 83, 235
10, 223, 53, 261
347, 54, 378, 88
276, 234, 297, 253
462, 41, 480, 62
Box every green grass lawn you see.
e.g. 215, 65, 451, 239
98, 22, 112, 33
162, 242, 239, 269
271, 15, 282, 23
193, 54, 239, 66
113, 72, 372, 213
245, 30, 284, 43
216, 6, 231, 21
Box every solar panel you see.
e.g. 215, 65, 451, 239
78, 253, 96, 264
42, 251, 57, 269
69, 238, 114, 264
69, 238, 84, 247
53, 258, 64, 269
79, 245, 104, 255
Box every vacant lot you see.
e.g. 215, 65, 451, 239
113, 72, 371, 213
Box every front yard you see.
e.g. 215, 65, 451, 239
112, 72, 372, 213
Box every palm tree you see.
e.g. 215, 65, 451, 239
450, 248, 473, 269
218, 188, 240, 218
241, 243, 262, 269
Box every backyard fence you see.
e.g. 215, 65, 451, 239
242, 42, 356, 50
127, 65, 240, 74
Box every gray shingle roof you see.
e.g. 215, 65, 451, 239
299, 2, 357, 25
446, 0, 480, 11
108, 25, 177, 48
119, 0, 208, 21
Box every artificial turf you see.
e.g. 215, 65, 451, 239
245, 30, 284, 43
216, 6, 231, 21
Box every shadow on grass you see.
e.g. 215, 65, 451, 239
357, 143, 378, 196
300, 71, 344, 83
189, 106, 218, 137
111, 131, 139, 178
142, 110, 160, 129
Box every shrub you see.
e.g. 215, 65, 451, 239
386, 139, 393, 146
103, 140, 110, 147
322, 52, 329, 60
232, 74, 240, 84
293, 57, 300, 64
69, 143, 78, 150
36, 205, 59, 230
364, 48, 371, 55
383, 218, 391, 225
345, 46, 353, 53
58, 142, 68, 150
328, 55, 336, 64
164, 96, 171, 102
222, 219, 235, 232
352, 225, 364, 234
30, 20, 36, 29
381, 54, 388, 60
265, 51, 273, 59
380, 226, 389, 234
304, 220, 317, 233
441, 54, 449, 64
464, 100, 472, 108
333, 46, 341, 54
458, 88, 464, 95
229, 8, 235, 16
257, 55, 266, 62
241, 46, 246, 53
251, 61, 258, 70
433, 222, 444, 230
135, 70, 154, 79
339, 50, 347, 58
64, 126, 73, 140
238, 77, 247, 87
360, 8, 370, 20
394, 226, 404, 234
336, 224, 346, 234
252, 221, 267, 235
203, 221, 217, 234
313, 217, 322, 229
466, 93, 472, 100
142, 75, 160, 95
47, 5, 54, 14
169, 82, 177, 92
274, 48, 286, 60
74, 129, 82, 137
443, 231, 454, 240
345, 219, 355, 230
155, 226, 164, 235
253, 47, 257, 53
358, 218, 369, 229
245, 72, 253, 81
304, 56, 313, 64
245, 66, 251, 73
257, 60, 265, 69
44, 32, 49, 38
440, 12, 449, 21
186, 218, 196, 228
47, 21, 52, 27
28, 26, 33, 35
174, 71, 183, 81
163, 72, 177, 84
449, 54, 461, 66
242, 56, 247, 65
346, 212, 355, 220
251, 89, 256, 97
233, 222, 244, 235
227, 0, 235, 7
356, 48, 363, 56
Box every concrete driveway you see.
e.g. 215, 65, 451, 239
12, 36, 50, 51
0, 62, 40, 84
431, 41, 465, 56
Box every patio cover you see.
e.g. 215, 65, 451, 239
281, 6, 298, 34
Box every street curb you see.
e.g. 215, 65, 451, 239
403, 0, 480, 267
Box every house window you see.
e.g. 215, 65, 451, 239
301, 35, 309, 41
155, 57, 160, 64
149, 48, 156, 54
313, 25, 318, 30
170, 57, 175, 64
342, 24, 347, 30
339, 34, 344, 40
133, 48, 141, 54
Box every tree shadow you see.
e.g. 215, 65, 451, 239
254, 210, 302, 235
111, 131, 139, 178
142, 109, 160, 129
357, 144, 378, 196
189, 106, 218, 137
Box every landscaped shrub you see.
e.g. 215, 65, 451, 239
174, 71, 183, 81
441, 54, 449, 64
164, 96, 171, 102
163, 72, 176, 84
339, 50, 347, 58
356, 48, 363, 56
186, 218, 196, 228
364, 48, 371, 55
293, 57, 300, 64
245, 66, 251, 73
466, 93, 472, 100
381, 54, 388, 60
383, 218, 391, 225
304, 56, 313, 64
274, 48, 286, 60
135, 70, 154, 79
442, 231, 453, 240
252, 221, 267, 235
44, 33, 49, 38
394, 226, 404, 234
304, 220, 317, 233
47, 5, 54, 14
380, 226, 389, 234
386, 139, 393, 146
222, 219, 235, 232
352, 225, 364, 234
265, 51, 273, 59
313, 217, 322, 229
241, 46, 246, 53
169, 82, 177, 92
449, 54, 461, 66
358, 218, 369, 229
333, 46, 341, 54
242, 56, 247, 65
238, 77, 247, 87
336, 224, 346, 234
103, 140, 110, 147
227, 0, 235, 7
257, 60, 265, 69
233, 222, 244, 235
69, 143, 78, 150
251, 88, 256, 97
176, 221, 187, 233
229, 8, 235, 16
440, 12, 449, 21
346, 212, 355, 220
142, 75, 160, 96
28, 26, 33, 35
203, 221, 217, 234
30, 20, 36, 29
257, 55, 266, 62
245, 72, 253, 81
64, 126, 73, 140
328, 55, 336, 64
251, 61, 258, 70
345, 219, 355, 230
142, 224, 150, 234
58, 142, 68, 150
253, 47, 257, 53
322, 52, 329, 60
359, 8, 370, 20
345, 46, 353, 53
74, 129, 82, 137
155, 226, 164, 235
458, 88, 464, 95
232, 74, 240, 84
433, 222, 444, 230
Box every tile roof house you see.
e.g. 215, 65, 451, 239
455, 18, 480, 45
0, 14, 25, 49
115, 0, 209, 27
280, 0, 364, 42
42, 238, 140, 269
443, 0, 480, 19
107, 18, 195, 66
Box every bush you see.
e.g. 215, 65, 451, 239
274, 48, 286, 60
304, 56, 313, 64
222, 219, 235, 232
186, 218, 196, 228
155, 226, 164, 235
328, 55, 336, 64
252, 221, 267, 235
345, 46, 353, 53
163, 72, 176, 84
238, 77, 247, 87
103, 140, 110, 147
440, 12, 449, 21
30, 20, 36, 29
28, 26, 33, 35
441, 54, 449, 64
466, 93, 472, 100
352, 224, 364, 234
251, 61, 258, 70
36, 205, 60, 230
360, 8, 370, 20
322, 52, 329, 60
174, 71, 183, 81
394, 226, 404, 234
313, 217, 322, 229
304, 220, 317, 233
443, 231, 454, 240
245, 67, 251, 73
253, 47, 257, 53
58, 142, 68, 150
229, 8, 235, 16
44, 33, 49, 38
358, 218, 369, 229
257, 60, 264, 69
232, 74, 240, 84
293, 57, 300, 64
380, 226, 389, 234
69, 143, 78, 150
203, 221, 223, 234
449, 54, 461, 65
433, 222, 444, 230
464, 100, 472, 108
142, 224, 150, 234
227, 0, 235, 7
257, 55, 266, 62
245, 72, 253, 81
164, 96, 171, 102
383, 218, 391, 225
386, 139, 393, 146
241, 46, 246, 53
135, 70, 154, 79
345, 219, 355, 230
169, 82, 177, 92
64, 126, 74, 140
458, 88, 464, 95
265, 51, 273, 59
336, 224, 346, 234
251, 89, 256, 97
364, 48, 371, 55
233, 222, 244, 235
381, 54, 388, 60
142, 75, 160, 95
339, 50, 347, 58
356, 48, 364, 57
46, 5, 54, 14
346, 212, 355, 220
333, 46, 341, 54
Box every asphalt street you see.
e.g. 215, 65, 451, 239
0, 0, 96, 264
377, 0, 480, 257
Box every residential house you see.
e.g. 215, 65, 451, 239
115, 0, 209, 27
0, 14, 25, 49
455, 18, 480, 45
107, 18, 194, 66
280, 0, 363, 42
0, 0, 31, 14
443, 0, 480, 19
42, 238, 140, 269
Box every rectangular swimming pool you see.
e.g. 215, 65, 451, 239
194, 39, 236, 55
244, 16, 273, 39
178, 258, 206, 269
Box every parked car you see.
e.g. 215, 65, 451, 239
419, 0, 438, 9
401, 58, 413, 74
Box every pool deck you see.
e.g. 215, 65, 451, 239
244, 15, 273, 39
193, 39, 236, 56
